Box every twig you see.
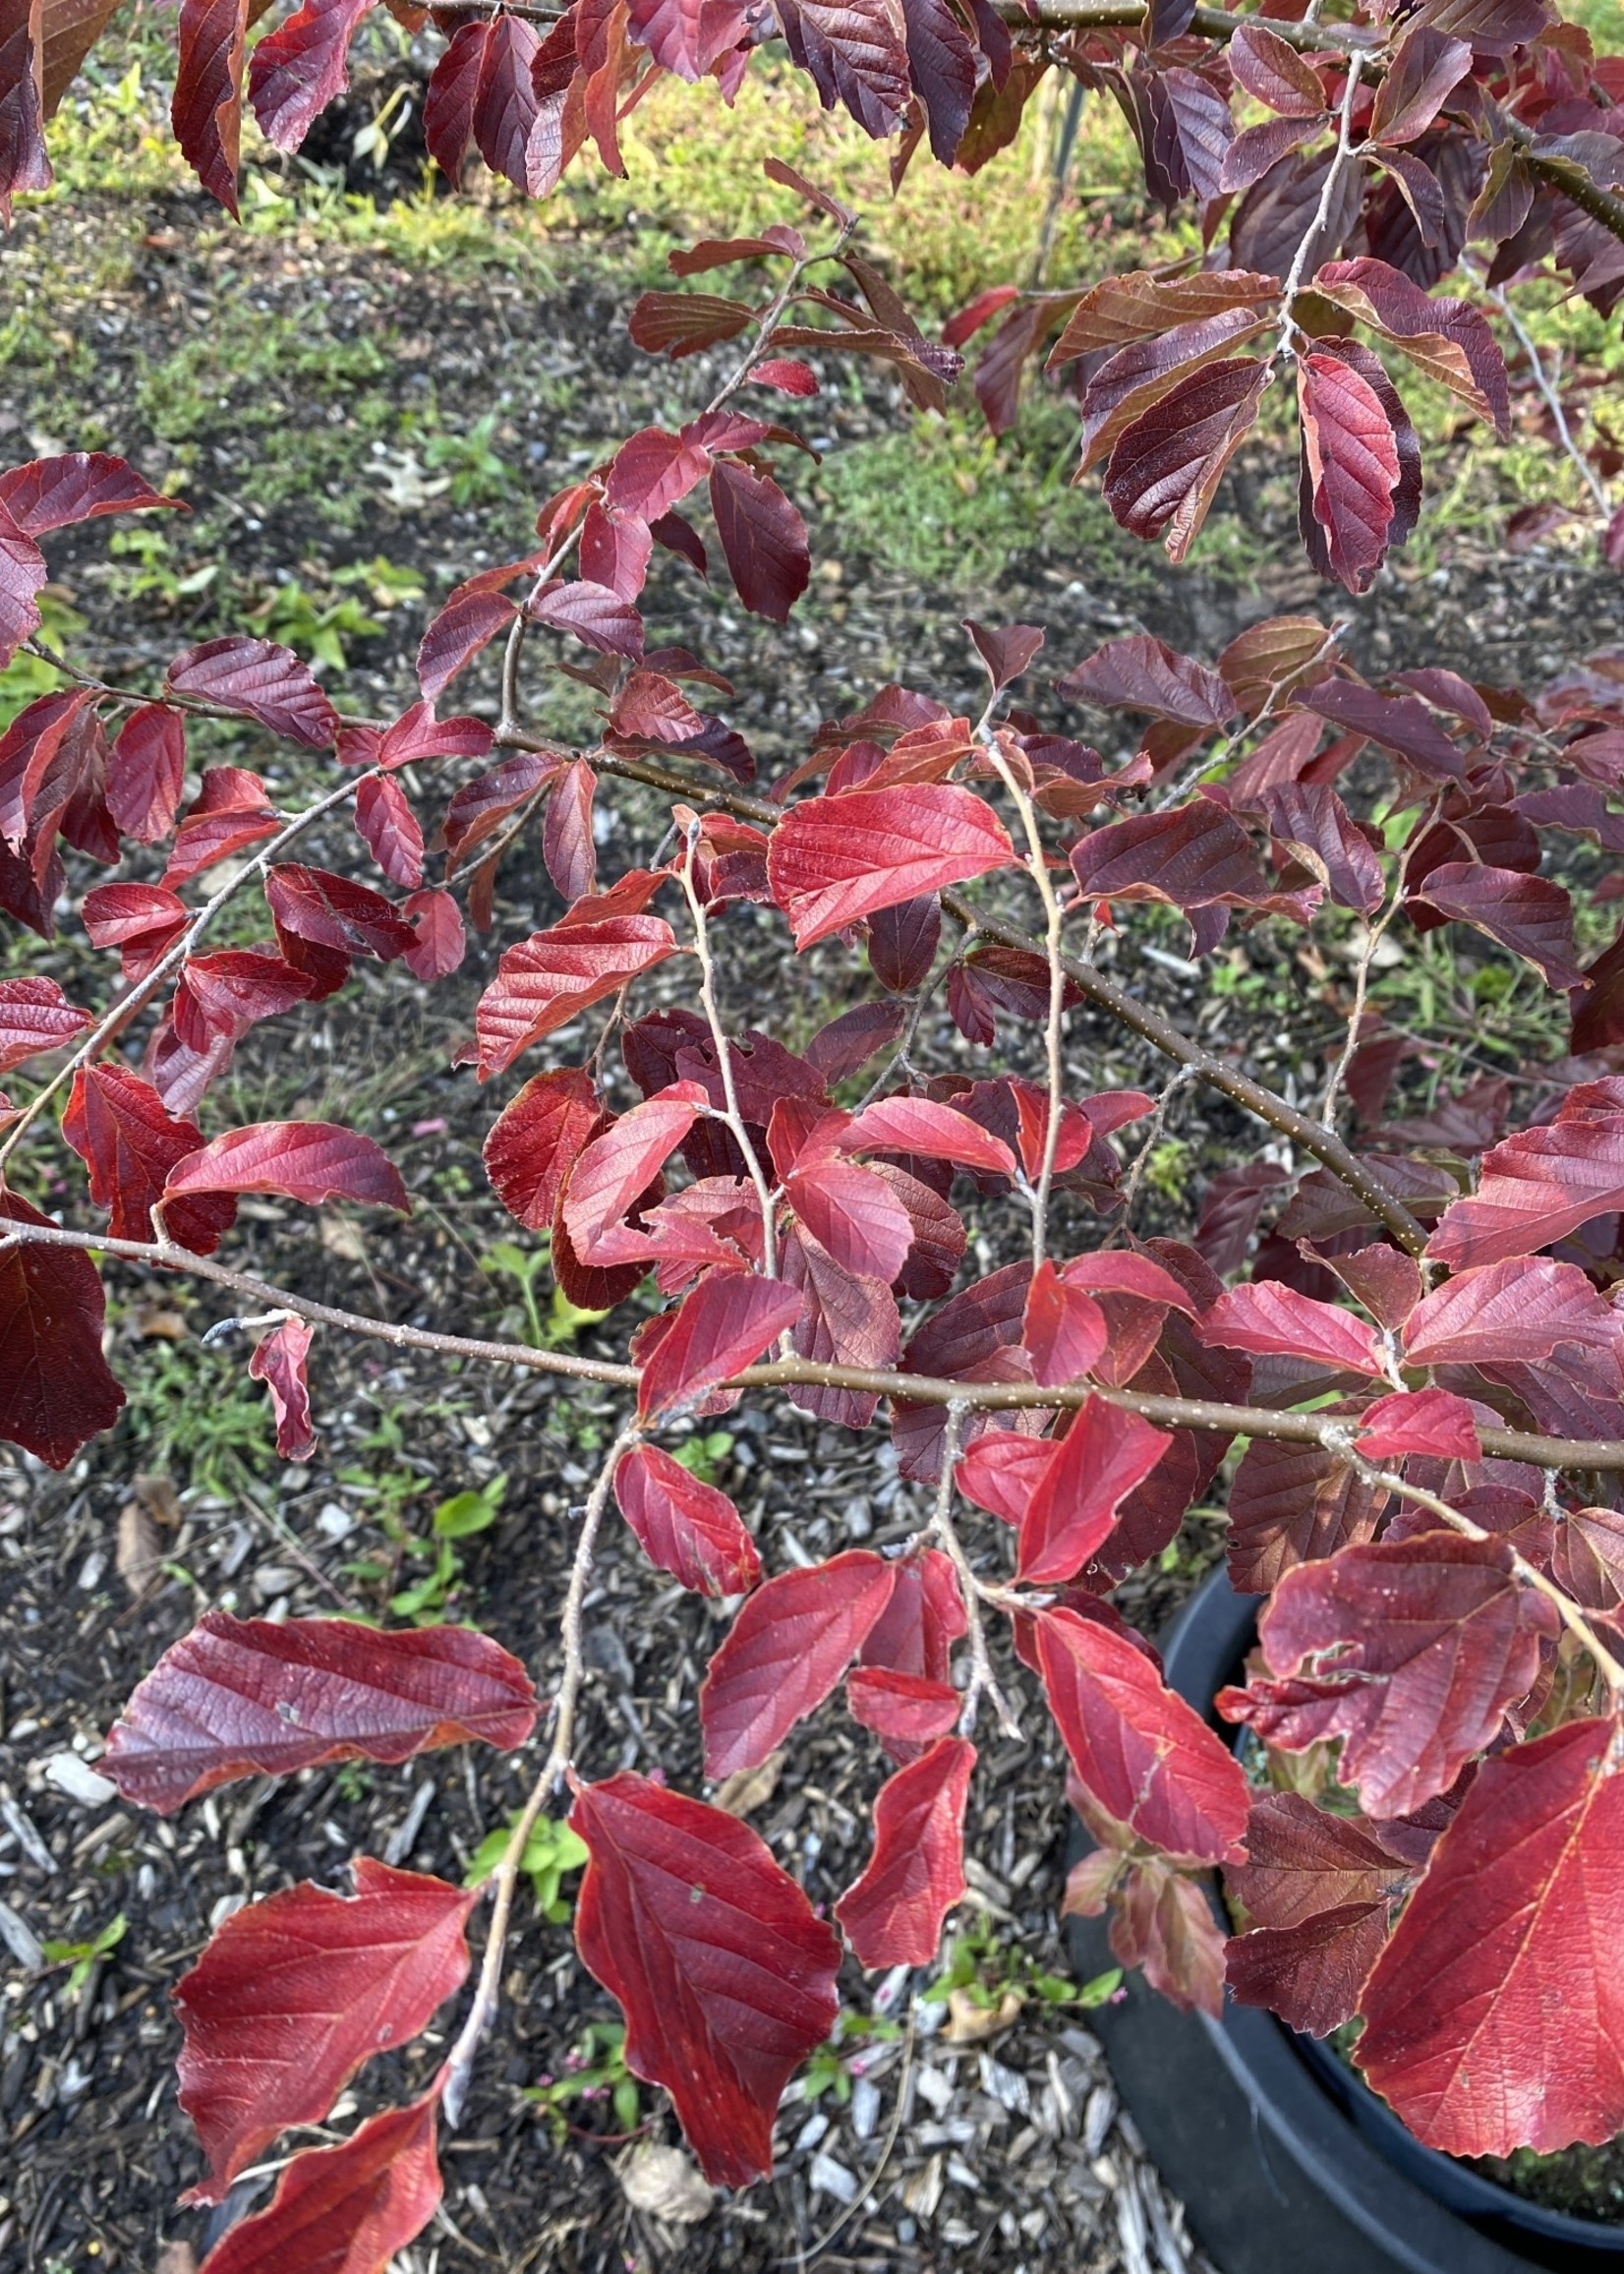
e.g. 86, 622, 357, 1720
984, 739, 1069, 1271
678, 824, 780, 1278
438, 1420, 640, 2125
1487, 282, 1613, 518
1118, 1066, 1194, 1224
1278, 54, 1365, 350
919, 1405, 1021, 1739
776, 2004, 917, 2269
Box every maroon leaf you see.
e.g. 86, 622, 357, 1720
836, 1736, 974, 1965
0, 501, 47, 670
571, 1772, 841, 2187
707, 459, 810, 624
1018, 1399, 1171, 1585
1225, 1795, 1405, 2035
175, 951, 316, 1047
171, 0, 250, 213
267, 865, 417, 962
1368, 27, 1472, 145
1297, 347, 1404, 595
1314, 258, 1508, 437
0, 450, 179, 535
1102, 356, 1272, 560
1402, 1254, 1621, 1367
0, 0, 51, 221
1358, 1719, 1624, 2156
162, 766, 280, 887
416, 586, 517, 702
774, 0, 909, 136
108, 702, 186, 844
402, 888, 465, 984
475, 914, 676, 1080
1037, 1605, 1249, 1863
164, 1122, 410, 1214
0, 686, 95, 850
1427, 1108, 1624, 1270
701, 1549, 897, 1776
175, 1859, 474, 2201
103, 1613, 539, 1812
0, 1186, 126, 1467
624, 0, 748, 75
1222, 1532, 1552, 1816
1061, 633, 1236, 728
528, 577, 646, 659
353, 776, 423, 890
543, 758, 598, 903
0, 974, 87, 1071
637, 1269, 803, 1421
187, 2089, 441, 2274
1227, 1431, 1388, 1593
484, 1067, 602, 1232
613, 1442, 762, 1598
62, 1065, 236, 1253
1228, 22, 1324, 116
1411, 861, 1585, 989
1257, 781, 1385, 914
770, 784, 1014, 950
1201, 1281, 1385, 1375
248, 0, 377, 149
249, 1316, 317, 1461
628, 289, 755, 358
1071, 796, 1312, 926
1358, 1387, 1480, 1462
844, 1666, 960, 1763
166, 635, 338, 746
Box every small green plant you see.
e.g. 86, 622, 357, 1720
482, 1239, 609, 1349
669, 1429, 734, 1486
383, 1475, 507, 1623
466, 1810, 588, 1923
122, 1335, 276, 1496
527, 2020, 641, 2141
924, 1918, 1120, 2017
41, 1911, 127, 1997
422, 410, 511, 506
250, 578, 382, 672
0, 592, 86, 727
801, 2010, 901, 2104
105, 524, 219, 609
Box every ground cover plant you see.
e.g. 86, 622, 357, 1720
7, 0, 1624, 2262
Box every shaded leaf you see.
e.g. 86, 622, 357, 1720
0, 1185, 126, 1467
836, 1736, 973, 1965
701, 1549, 896, 1774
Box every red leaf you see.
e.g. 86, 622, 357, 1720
841, 1093, 1016, 1176
248, 0, 377, 149
1358, 1386, 1480, 1461
956, 1427, 1051, 1525
108, 703, 186, 844
103, 1612, 539, 1812
1358, 1719, 1624, 2156
1224, 1532, 1551, 1815
0, 451, 179, 535
191, 2090, 440, 2274
1022, 1259, 1108, 1387
1403, 1254, 1621, 1366
249, 1316, 317, 1461
858, 1548, 965, 1682
175, 951, 317, 1048
354, 776, 423, 889
769, 784, 1015, 950
0, 686, 95, 851
0, 501, 47, 670
570, 1771, 841, 2187
785, 1155, 914, 1281
352, 699, 493, 772
267, 864, 417, 962
1060, 633, 1236, 728
700, 1549, 898, 1776
1297, 349, 1402, 596
613, 1441, 762, 1597
0, 0, 51, 221
1297, 677, 1464, 780
836, 1736, 974, 1966
402, 889, 465, 984
484, 1067, 601, 1232
708, 459, 810, 623
773, 0, 908, 135
166, 635, 337, 746
422, 20, 484, 177
637, 1269, 802, 1421
475, 914, 676, 1080
164, 1122, 410, 1213
1018, 1397, 1172, 1584
750, 356, 819, 395
1201, 1282, 1386, 1375
1037, 1605, 1249, 1863
176, 1859, 474, 2202
415, 587, 517, 702
781, 1229, 899, 1428
162, 765, 280, 888
895, 1259, 1032, 1480
528, 577, 646, 660
562, 1082, 708, 1258
441, 750, 561, 876
171, 0, 249, 212
542, 757, 598, 903
1411, 860, 1585, 989
62, 1064, 236, 1253
0, 1186, 126, 1467
1427, 1110, 1624, 1270
844, 1666, 960, 1763
470, 15, 545, 192
1101, 356, 1271, 560
1314, 257, 1508, 437
0, 973, 87, 1071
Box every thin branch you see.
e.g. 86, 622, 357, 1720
919, 1405, 1020, 1739
1279, 54, 1366, 348
1486, 282, 1612, 518
678, 825, 780, 1278
439, 1420, 640, 2125
6, 1217, 1624, 1467
984, 740, 1069, 1272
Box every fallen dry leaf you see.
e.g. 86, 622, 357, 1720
156, 2244, 198, 2274
116, 1501, 164, 1601
135, 1472, 183, 1527
617, 2142, 715, 2224
942, 1987, 1023, 2044
712, 1747, 787, 1819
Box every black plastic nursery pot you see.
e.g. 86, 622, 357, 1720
1065, 1567, 1624, 2274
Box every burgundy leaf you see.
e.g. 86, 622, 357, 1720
103, 1613, 539, 1812
1297, 347, 1402, 595
774, 0, 908, 136
187, 2090, 441, 2274
0, 501, 47, 670
562, 1082, 708, 1258
267, 865, 417, 962
1427, 1109, 1624, 1270
1411, 861, 1585, 989
844, 1666, 960, 1763
1358, 1387, 1480, 1461
166, 635, 338, 746
528, 577, 646, 659
248, 0, 377, 149
769, 784, 1015, 949
108, 703, 187, 844
175, 1858, 474, 2201
637, 1269, 802, 1420
249, 1316, 317, 1461
483, 1066, 602, 1232
0, 973, 87, 1071
354, 776, 423, 889
708, 459, 810, 623
162, 766, 280, 887
164, 1122, 410, 1213
701, 1549, 898, 1776
1402, 1254, 1623, 1367
1037, 1605, 1249, 1864
836, 1736, 974, 1966
1222, 1531, 1552, 1815
1358, 1719, 1624, 2156
474, 914, 676, 1080
543, 758, 598, 903
1227, 1430, 1388, 1593
1101, 356, 1271, 560
1201, 1281, 1385, 1375
0, 1186, 126, 1468
570, 1772, 841, 2187
1228, 21, 1324, 115
403, 888, 465, 983
62, 1064, 237, 1253
613, 1441, 762, 1597
171, 0, 249, 213
1018, 1398, 1171, 1585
